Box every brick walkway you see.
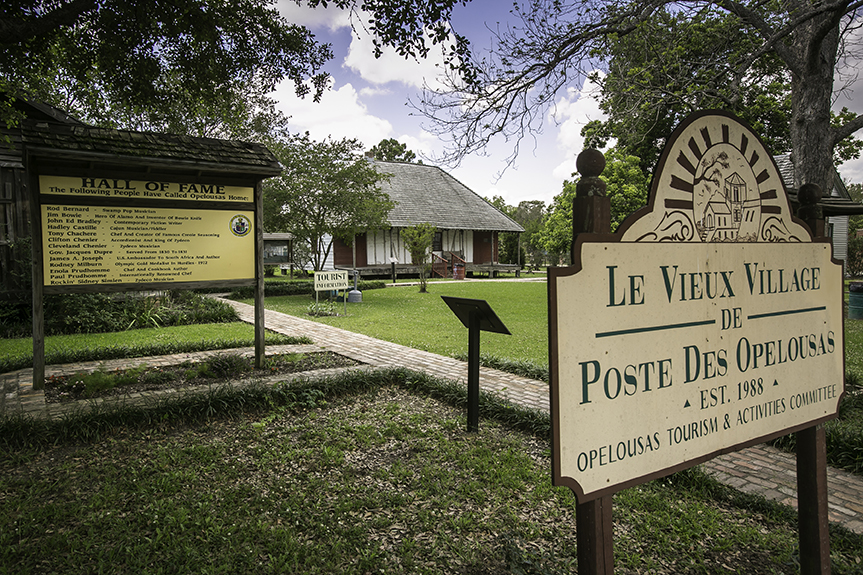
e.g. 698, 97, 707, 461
2, 297, 861, 534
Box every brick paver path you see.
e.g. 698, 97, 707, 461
2, 296, 861, 534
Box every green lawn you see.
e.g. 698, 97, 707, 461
246, 281, 549, 364
250, 280, 863, 379
0, 323, 307, 373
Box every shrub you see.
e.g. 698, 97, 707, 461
307, 301, 338, 317
202, 353, 253, 378
139, 369, 179, 386
0, 291, 239, 338
848, 236, 863, 277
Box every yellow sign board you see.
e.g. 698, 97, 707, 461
40, 176, 254, 203
42, 205, 254, 286
550, 111, 845, 500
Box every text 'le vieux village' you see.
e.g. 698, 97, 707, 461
571, 259, 838, 471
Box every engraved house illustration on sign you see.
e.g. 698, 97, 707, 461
622, 113, 807, 244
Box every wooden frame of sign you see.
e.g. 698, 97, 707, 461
549, 111, 843, 574
23, 123, 282, 389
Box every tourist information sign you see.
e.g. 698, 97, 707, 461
549, 111, 845, 501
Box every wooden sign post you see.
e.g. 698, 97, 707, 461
570, 149, 615, 575
551, 111, 843, 574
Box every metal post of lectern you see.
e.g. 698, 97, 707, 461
441, 296, 511, 433
467, 310, 480, 432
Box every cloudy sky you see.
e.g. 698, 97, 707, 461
272, 1, 863, 208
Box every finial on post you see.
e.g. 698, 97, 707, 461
576, 149, 607, 197
571, 149, 611, 263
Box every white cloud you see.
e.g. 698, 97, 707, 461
549, 73, 609, 180
834, 20, 863, 185
273, 80, 392, 147
275, 1, 350, 31
840, 160, 863, 185
344, 24, 451, 89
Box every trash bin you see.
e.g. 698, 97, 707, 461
453, 263, 465, 280
850, 282, 863, 319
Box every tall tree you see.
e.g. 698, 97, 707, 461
485, 195, 524, 265
514, 200, 547, 266
1, 1, 472, 137
602, 148, 650, 231
584, 9, 862, 175
539, 147, 649, 261
419, 0, 863, 197
1, 0, 330, 137
581, 9, 795, 175
263, 133, 394, 271
539, 184, 577, 265
369, 138, 420, 163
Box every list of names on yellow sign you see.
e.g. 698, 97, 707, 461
42, 205, 254, 286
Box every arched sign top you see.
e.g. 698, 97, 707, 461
619, 110, 810, 244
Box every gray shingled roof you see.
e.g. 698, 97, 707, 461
373, 161, 524, 233
20, 121, 282, 176
773, 153, 863, 215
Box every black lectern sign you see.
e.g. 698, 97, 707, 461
441, 296, 511, 432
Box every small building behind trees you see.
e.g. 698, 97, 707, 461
331, 161, 524, 278
774, 154, 863, 271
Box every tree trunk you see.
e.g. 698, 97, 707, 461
788, 14, 840, 195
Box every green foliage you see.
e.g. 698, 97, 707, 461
3, 2, 472, 139
0, 291, 238, 339
369, 138, 420, 163
485, 196, 524, 266
307, 301, 339, 317
2, 369, 861, 573
61, 364, 148, 398
586, 8, 795, 174
202, 353, 253, 378
78, 368, 118, 398
538, 147, 648, 262
263, 133, 394, 271
848, 183, 863, 239
832, 108, 863, 166
400, 223, 436, 292
1, 0, 331, 139
538, 183, 576, 265
514, 200, 547, 266
487, 196, 547, 266
848, 236, 863, 277
602, 147, 650, 231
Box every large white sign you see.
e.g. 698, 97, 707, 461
550, 111, 845, 500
